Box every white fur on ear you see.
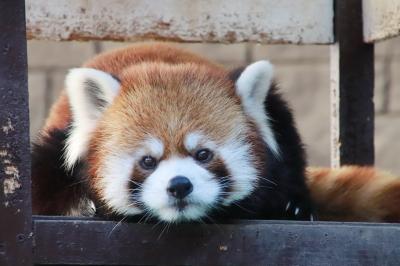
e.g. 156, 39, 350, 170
235, 61, 280, 157
64, 68, 121, 169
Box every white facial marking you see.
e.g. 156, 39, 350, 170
99, 136, 164, 216
236, 61, 280, 158
143, 137, 164, 158
184, 132, 217, 151
99, 132, 259, 222
65, 123, 96, 171
184, 132, 203, 151
186, 131, 259, 205
64, 68, 120, 169
218, 138, 259, 204
100, 153, 142, 216
141, 156, 220, 222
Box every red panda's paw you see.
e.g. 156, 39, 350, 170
284, 199, 315, 221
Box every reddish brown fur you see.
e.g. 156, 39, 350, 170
42, 43, 225, 135
207, 158, 230, 178
307, 166, 400, 222
130, 164, 149, 183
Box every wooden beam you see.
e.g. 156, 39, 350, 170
363, 0, 400, 42
0, 1, 33, 266
33, 217, 400, 265
26, 0, 334, 44
330, 0, 375, 167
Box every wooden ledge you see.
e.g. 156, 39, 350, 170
33, 216, 400, 265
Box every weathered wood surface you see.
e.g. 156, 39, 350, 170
26, 0, 334, 44
363, 0, 400, 42
0, 1, 33, 266
330, 0, 374, 167
33, 217, 400, 265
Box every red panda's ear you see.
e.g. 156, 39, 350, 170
234, 61, 274, 105
64, 68, 121, 169
231, 61, 280, 157
65, 68, 120, 119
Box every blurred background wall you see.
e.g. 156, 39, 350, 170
27, 39, 400, 172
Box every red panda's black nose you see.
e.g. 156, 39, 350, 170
167, 176, 193, 199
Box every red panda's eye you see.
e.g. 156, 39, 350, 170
140, 156, 157, 170
194, 149, 213, 163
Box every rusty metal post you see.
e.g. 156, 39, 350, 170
0, 1, 33, 265
330, 0, 375, 167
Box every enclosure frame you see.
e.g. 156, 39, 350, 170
1, 0, 400, 265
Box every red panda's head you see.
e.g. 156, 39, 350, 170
64, 60, 278, 222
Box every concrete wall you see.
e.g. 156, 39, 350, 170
27, 39, 400, 172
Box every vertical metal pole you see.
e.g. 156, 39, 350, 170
331, 0, 375, 167
0, 1, 33, 266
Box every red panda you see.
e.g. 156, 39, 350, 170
31, 43, 400, 223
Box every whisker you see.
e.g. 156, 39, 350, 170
143, 211, 155, 224
152, 219, 164, 230
233, 202, 256, 214
157, 222, 170, 240
258, 176, 278, 186
203, 213, 219, 227
138, 211, 153, 224
129, 180, 143, 187
67, 179, 87, 187
107, 216, 127, 238
255, 185, 276, 190
94, 201, 112, 211
126, 202, 142, 207
128, 188, 142, 192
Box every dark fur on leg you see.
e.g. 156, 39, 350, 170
31, 129, 92, 216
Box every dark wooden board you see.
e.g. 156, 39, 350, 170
0, 1, 33, 266
33, 217, 400, 265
